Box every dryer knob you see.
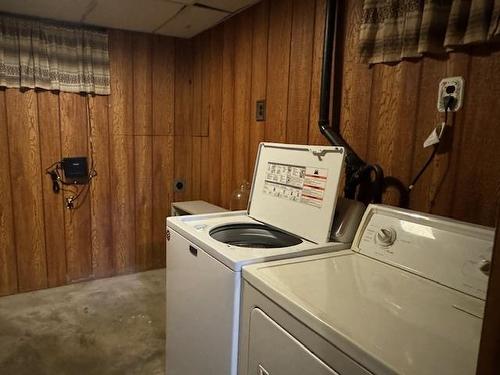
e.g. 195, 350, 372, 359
376, 228, 396, 247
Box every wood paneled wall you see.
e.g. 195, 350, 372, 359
0, 30, 175, 296
1, 0, 499, 296
174, 0, 500, 227
339, 2, 500, 227
172, 0, 329, 208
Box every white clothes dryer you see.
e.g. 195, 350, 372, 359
238, 205, 494, 375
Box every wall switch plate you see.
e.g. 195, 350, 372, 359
256, 100, 266, 121
437, 76, 464, 112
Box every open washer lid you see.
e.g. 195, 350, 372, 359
247, 143, 345, 244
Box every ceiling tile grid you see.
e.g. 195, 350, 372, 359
155, 5, 229, 38
84, 0, 183, 33
0, 0, 94, 23
0, 0, 263, 38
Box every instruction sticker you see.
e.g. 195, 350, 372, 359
263, 162, 328, 208
301, 167, 328, 208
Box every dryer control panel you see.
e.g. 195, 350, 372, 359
353, 205, 494, 300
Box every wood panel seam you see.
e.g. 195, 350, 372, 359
283, 0, 295, 142
57, 91, 69, 282
2, 90, 19, 293
105, 95, 114, 276
36, 91, 51, 286
306, 0, 319, 142
407, 66, 423, 182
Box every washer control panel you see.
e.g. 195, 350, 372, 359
353, 205, 495, 300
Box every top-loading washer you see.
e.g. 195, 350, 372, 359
238, 204, 495, 375
166, 143, 366, 375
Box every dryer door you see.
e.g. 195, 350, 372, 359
247, 308, 339, 375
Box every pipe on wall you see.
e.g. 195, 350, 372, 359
318, 0, 384, 204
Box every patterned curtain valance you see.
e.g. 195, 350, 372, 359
359, 0, 500, 64
0, 13, 110, 95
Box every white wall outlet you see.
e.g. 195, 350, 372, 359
437, 76, 464, 112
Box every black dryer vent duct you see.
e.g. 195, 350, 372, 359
318, 0, 384, 204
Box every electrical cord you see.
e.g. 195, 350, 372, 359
45, 160, 96, 208
48, 170, 60, 193
45, 95, 98, 209
408, 96, 455, 192
69, 184, 92, 210
408, 146, 439, 191
45, 162, 93, 208
49, 164, 93, 186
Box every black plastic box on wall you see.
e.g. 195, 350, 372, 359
62, 157, 88, 184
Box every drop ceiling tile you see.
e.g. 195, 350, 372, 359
84, 0, 183, 33
167, 0, 195, 4
156, 5, 228, 38
0, 0, 93, 23
197, 0, 261, 13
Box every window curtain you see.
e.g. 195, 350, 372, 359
359, 0, 500, 64
0, 13, 110, 95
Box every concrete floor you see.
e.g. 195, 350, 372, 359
0, 269, 165, 375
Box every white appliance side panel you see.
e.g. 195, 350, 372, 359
247, 308, 340, 375
249, 143, 345, 243
166, 228, 240, 375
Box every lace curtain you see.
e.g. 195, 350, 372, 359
359, 0, 500, 64
0, 13, 110, 95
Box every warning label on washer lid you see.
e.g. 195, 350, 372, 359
263, 162, 328, 208
301, 167, 328, 208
